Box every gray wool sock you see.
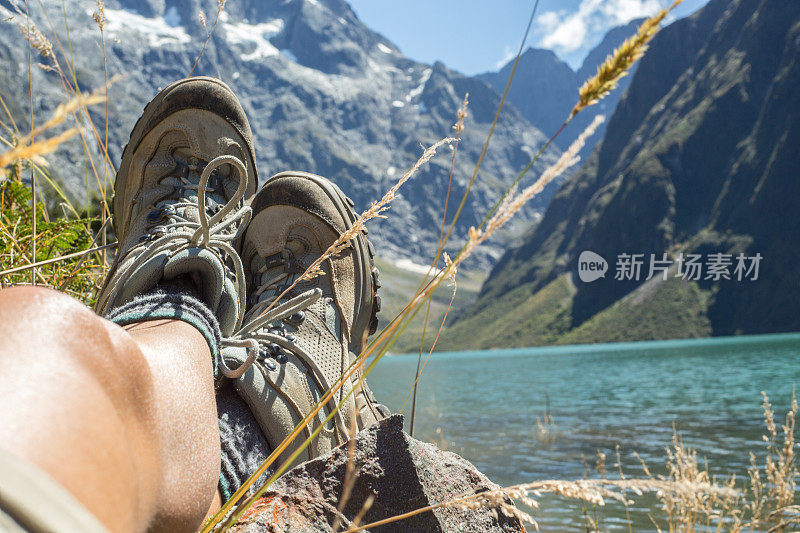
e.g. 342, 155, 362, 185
216, 381, 275, 501
105, 288, 223, 379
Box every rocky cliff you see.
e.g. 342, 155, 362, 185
445, 0, 800, 348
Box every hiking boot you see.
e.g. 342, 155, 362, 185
96, 77, 258, 341
223, 171, 388, 468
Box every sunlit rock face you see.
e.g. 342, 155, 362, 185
0, 0, 564, 268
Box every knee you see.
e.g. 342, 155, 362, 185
0, 285, 98, 333
0, 286, 152, 399
0, 286, 119, 352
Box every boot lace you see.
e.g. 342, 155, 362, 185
100, 154, 252, 328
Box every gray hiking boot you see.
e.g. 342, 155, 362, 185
223, 171, 388, 469
96, 77, 257, 342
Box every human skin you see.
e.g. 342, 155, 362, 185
0, 286, 222, 532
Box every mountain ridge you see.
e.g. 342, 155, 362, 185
442, 0, 800, 349
478, 18, 644, 159
0, 0, 560, 268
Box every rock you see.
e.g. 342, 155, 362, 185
229, 415, 522, 532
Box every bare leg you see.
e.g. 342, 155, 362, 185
0, 286, 221, 532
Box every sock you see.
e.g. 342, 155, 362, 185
104, 287, 223, 379
216, 381, 275, 501
105, 286, 274, 501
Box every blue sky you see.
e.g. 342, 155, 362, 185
347, 0, 709, 74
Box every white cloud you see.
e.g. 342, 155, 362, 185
537, 0, 664, 56
495, 45, 517, 69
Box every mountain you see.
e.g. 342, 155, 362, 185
478, 18, 644, 159
0, 0, 560, 268
442, 0, 800, 349
479, 48, 576, 140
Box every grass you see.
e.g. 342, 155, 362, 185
437, 273, 576, 350
442, 271, 715, 350
7, 1, 790, 532
559, 276, 713, 345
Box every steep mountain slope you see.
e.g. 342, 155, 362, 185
478, 48, 576, 139
0, 0, 559, 267
478, 19, 643, 157
443, 0, 800, 349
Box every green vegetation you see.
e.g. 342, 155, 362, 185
437, 273, 575, 350
558, 276, 712, 344
0, 169, 102, 305
437, 273, 712, 350
373, 256, 485, 353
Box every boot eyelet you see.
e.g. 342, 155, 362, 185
276, 351, 289, 364
285, 334, 297, 343
146, 209, 162, 224
288, 311, 305, 323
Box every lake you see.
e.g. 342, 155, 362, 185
367, 333, 800, 531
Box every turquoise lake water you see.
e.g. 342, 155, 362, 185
367, 333, 800, 531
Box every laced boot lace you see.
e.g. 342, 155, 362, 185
100, 154, 253, 335
221, 255, 352, 436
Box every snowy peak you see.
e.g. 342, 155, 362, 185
0, 0, 559, 268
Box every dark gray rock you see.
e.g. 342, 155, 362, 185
229, 415, 522, 532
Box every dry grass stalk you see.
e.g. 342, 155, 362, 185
252, 137, 454, 319
8, 3, 118, 230
535, 414, 556, 444
332, 412, 360, 532
453, 93, 468, 136
570, 0, 683, 119
615, 444, 634, 533
0, 128, 77, 170
596, 451, 607, 477
92, 0, 105, 30
351, 494, 374, 529
0, 92, 105, 170
443, 252, 456, 287
746, 390, 799, 530
343, 478, 738, 533
14, 13, 54, 60
409, 95, 466, 434
649, 427, 746, 532
0, 242, 115, 277
189, 0, 227, 76
460, 115, 604, 262
399, 262, 457, 414
93, 0, 110, 263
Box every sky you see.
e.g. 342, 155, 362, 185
346, 0, 709, 75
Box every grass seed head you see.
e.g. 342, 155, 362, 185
15, 17, 54, 60
570, 0, 684, 119
93, 0, 105, 31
